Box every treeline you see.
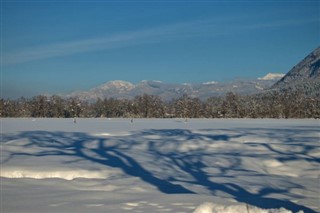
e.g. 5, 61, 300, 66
1, 91, 319, 118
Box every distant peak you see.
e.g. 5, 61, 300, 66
258, 73, 285, 80
99, 80, 135, 90
203, 81, 218, 85
107, 80, 133, 85
140, 80, 163, 83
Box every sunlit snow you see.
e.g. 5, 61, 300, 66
1, 118, 319, 213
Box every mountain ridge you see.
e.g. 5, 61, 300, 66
68, 74, 283, 101
67, 45, 320, 102
271, 47, 320, 96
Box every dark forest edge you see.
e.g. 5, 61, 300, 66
1, 90, 319, 119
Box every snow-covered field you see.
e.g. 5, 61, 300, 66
1, 118, 319, 213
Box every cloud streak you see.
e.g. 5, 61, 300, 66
3, 16, 317, 65
3, 19, 214, 65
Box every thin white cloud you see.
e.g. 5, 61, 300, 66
3, 19, 214, 65
3, 16, 317, 65
3, 30, 158, 65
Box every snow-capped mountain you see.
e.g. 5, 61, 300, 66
69, 76, 279, 101
66, 47, 320, 101
202, 81, 218, 85
98, 80, 135, 91
271, 47, 320, 96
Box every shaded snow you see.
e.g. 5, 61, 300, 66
1, 118, 319, 213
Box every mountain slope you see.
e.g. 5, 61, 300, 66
69, 76, 281, 101
271, 47, 320, 95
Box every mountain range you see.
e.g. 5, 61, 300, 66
68, 46, 320, 101
68, 74, 283, 101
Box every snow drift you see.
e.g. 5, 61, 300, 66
1, 118, 319, 213
193, 202, 304, 213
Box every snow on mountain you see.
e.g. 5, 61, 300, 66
271, 47, 320, 96
98, 80, 135, 91
68, 77, 278, 101
255, 84, 264, 90
258, 73, 285, 80
202, 81, 218, 85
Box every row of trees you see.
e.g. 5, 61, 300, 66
1, 91, 319, 119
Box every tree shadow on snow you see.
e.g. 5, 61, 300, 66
2, 126, 319, 213
145, 128, 319, 213
2, 131, 192, 194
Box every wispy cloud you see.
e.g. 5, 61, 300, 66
3, 16, 317, 65
3, 19, 214, 65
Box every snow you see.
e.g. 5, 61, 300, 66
99, 80, 135, 90
258, 73, 285, 80
1, 118, 319, 213
193, 202, 304, 213
203, 81, 218, 85
255, 84, 264, 90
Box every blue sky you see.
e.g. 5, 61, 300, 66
1, 1, 319, 99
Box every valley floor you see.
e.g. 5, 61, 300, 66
1, 118, 319, 213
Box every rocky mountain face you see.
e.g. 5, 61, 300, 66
69, 75, 283, 101
271, 47, 320, 96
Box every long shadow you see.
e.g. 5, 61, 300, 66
153, 151, 316, 213
2, 126, 319, 213
74, 135, 193, 194
2, 131, 193, 194
145, 128, 318, 213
